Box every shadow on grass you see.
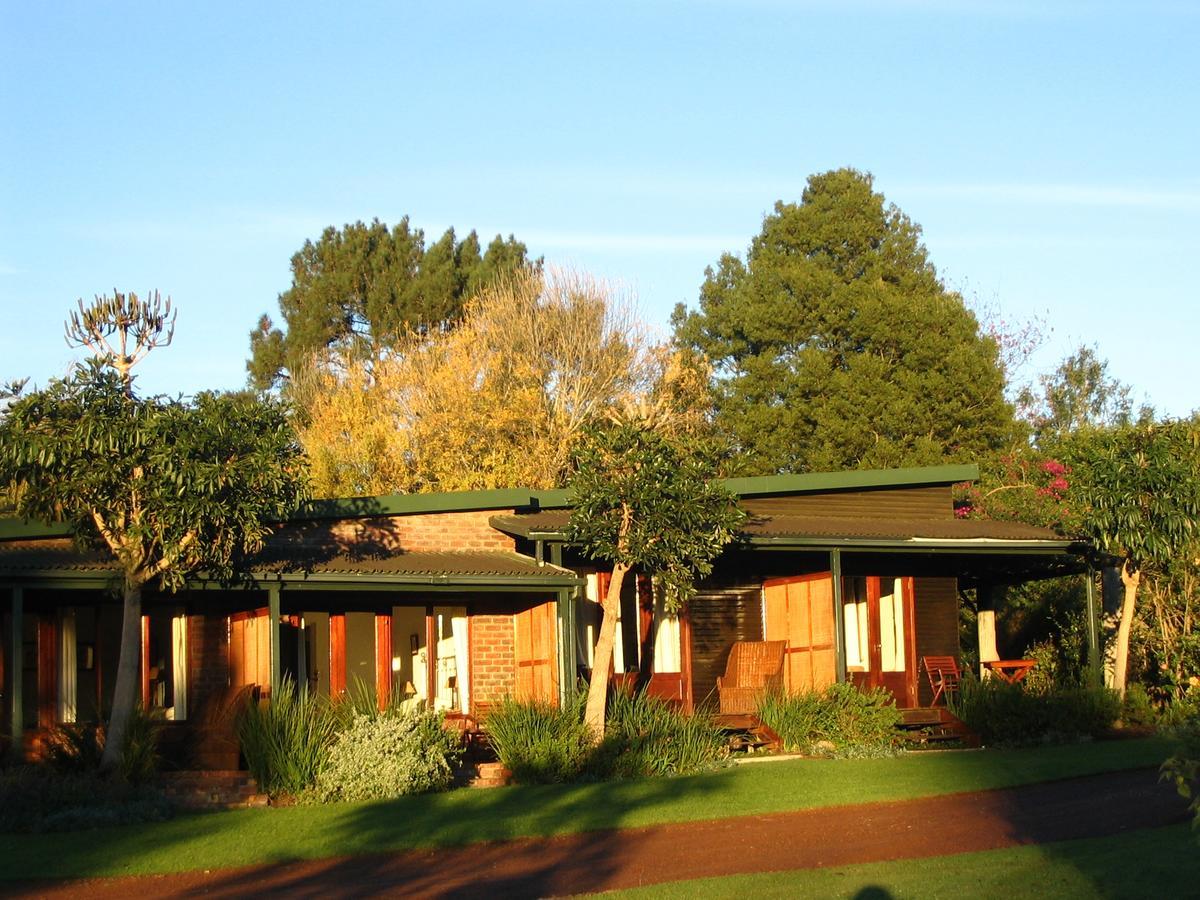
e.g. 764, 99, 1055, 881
174, 774, 725, 899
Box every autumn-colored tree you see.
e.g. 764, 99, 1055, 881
299, 267, 700, 496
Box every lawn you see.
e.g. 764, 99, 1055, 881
587, 823, 1200, 899
0, 737, 1171, 882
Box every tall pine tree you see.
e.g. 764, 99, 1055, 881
673, 168, 1020, 474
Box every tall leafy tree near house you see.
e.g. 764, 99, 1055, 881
567, 414, 745, 736
1058, 422, 1200, 696
247, 218, 533, 391
673, 168, 1019, 475
0, 292, 307, 771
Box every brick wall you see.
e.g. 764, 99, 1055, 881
469, 605, 517, 713
187, 613, 229, 715
330, 509, 517, 553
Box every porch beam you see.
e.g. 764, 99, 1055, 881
9, 587, 22, 760
1085, 568, 1102, 687
267, 584, 282, 699
375, 612, 392, 711
830, 549, 847, 684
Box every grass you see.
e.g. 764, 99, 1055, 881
0, 736, 1172, 881
585, 823, 1200, 899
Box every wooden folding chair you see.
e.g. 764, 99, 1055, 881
921, 655, 962, 707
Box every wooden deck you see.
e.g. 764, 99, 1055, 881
713, 713, 783, 752
899, 706, 978, 746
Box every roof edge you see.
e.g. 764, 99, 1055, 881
723, 464, 980, 498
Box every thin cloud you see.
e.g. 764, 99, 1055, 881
522, 230, 744, 254
901, 182, 1200, 212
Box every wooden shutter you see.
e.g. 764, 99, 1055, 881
514, 599, 558, 702
230, 609, 271, 691
763, 573, 836, 692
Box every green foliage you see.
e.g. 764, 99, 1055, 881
1121, 683, 1160, 729
1160, 716, 1200, 835
0, 362, 308, 591
485, 691, 727, 784
1019, 344, 1153, 448
42, 706, 161, 783
485, 694, 594, 785
952, 677, 1121, 746
310, 710, 462, 803
601, 691, 727, 777
756, 684, 902, 757
1059, 422, 1200, 577
567, 419, 745, 612
236, 679, 340, 797
672, 168, 1018, 475
248, 218, 533, 390
0, 767, 172, 833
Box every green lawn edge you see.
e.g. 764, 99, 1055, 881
1, 737, 1172, 882
588, 823, 1200, 900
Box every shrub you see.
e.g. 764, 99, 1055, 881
485, 693, 594, 784
1161, 716, 1200, 836
487, 690, 727, 784
1121, 682, 1160, 729
42, 705, 160, 783
311, 709, 462, 803
599, 691, 727, 778
952, 677, 1120, 746
0, 767, 172, 833
237, 677, 339, 797
756, 684, 902, 757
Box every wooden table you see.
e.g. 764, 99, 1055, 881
983, 659, 1037, 684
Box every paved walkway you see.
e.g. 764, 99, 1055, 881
10, 767, 1189, 899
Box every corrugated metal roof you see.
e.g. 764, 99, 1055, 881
0, 537, 574, 580
489, 509, 1068, 544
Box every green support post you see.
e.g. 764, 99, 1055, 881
831, 549, 847, 684
549, 543, 577, 705
268, 583, 282, 699
9, 586, 23, 761
1085, 568, 1102, 687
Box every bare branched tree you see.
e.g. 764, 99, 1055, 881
65, 290, 176, 390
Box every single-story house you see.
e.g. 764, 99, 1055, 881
0, 463, 1101, 762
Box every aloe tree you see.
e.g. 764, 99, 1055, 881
0, 297, 307, 771
567, 417, 744, 736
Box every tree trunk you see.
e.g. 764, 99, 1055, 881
1112, 562, 1140, 697
100, 579, 142, 774
584, 561, 629, 739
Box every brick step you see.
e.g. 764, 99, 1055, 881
158, 770, 266, 809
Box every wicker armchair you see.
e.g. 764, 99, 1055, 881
717, 640, 787, 714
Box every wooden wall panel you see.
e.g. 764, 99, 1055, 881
329, 613, 347, 696
375, 613, 392, 710
766, 575, 836, 692
914, 577, 960, 706
514, 599, 557, 702
744, 485, 953, 520
688, 587, 762, 708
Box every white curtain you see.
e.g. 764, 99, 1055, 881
879, 579, 906, 673
451, 613, 469, 714
172, 613, 188, 720
652, 587, 681, 674
58, 609, 77, 723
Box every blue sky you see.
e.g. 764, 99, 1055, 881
2, 1, 1197, 415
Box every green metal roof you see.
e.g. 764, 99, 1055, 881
0, 538, 578, 587
0, 464, 978, 539
488, 508, 1070, 548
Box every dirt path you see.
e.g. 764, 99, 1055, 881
8, 767, 1189, 899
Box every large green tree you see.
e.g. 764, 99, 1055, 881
673, 168, 1019, 475
567, 415, 745, 735
248, 218, 532, 390
0, 362, 307, 770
